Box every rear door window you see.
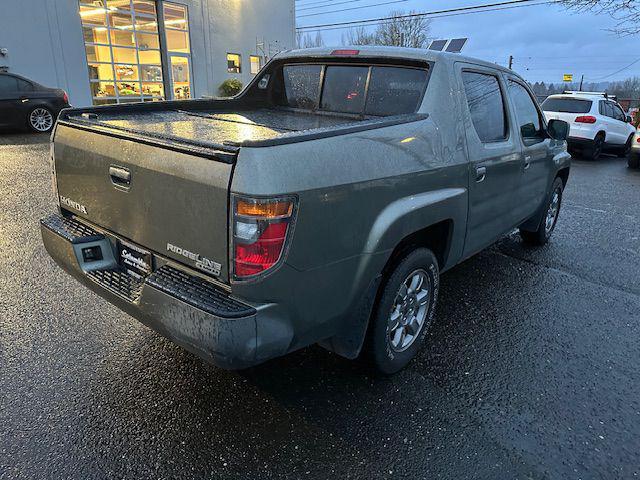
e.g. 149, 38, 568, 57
604, 102, 615, 118
17, 79, 34, 92
320, 66, 368, 114
462, 71, 507, 143
0, 75, 19, 93
541, 97, 592, 114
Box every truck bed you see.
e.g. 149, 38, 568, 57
63, 107, 368, 148
59, 101, 425, 155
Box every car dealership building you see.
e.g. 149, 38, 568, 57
0, 0, 295, 107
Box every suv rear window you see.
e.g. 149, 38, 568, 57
280, 64, 429, 116
541, 97, 592, 114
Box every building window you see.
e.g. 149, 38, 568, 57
164, 2, 192, 99
80, 0, 165, 104
80, 0, 193, 104
250, 55, 262, 75
227, 53, 241, 74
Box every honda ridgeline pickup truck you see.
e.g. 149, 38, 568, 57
41, 47, 571, 374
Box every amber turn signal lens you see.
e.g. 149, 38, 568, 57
236, 199, 293, 218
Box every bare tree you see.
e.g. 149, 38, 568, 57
374, 10, 432, 48
341, 11, 431, 48
341, 26, 377, 45
559, 0, 640, 35
296, 31, 325, 49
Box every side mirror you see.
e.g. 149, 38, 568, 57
626, 115, 634, 124
547, 119, 569, 141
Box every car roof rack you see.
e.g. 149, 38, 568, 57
562, 90, 617, 101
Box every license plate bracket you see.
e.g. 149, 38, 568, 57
118, 240, 153, 278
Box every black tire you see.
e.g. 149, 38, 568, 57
629, 154, 640, 169
618, 135, 634, 158
26, 106, 55, 133
365, 248, 439, 374
519, 177, 564, 246
585, 133, 604, 161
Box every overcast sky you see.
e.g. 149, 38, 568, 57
295, 0, 640, 84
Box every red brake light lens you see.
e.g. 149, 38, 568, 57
63, 91, 69, 104
232, 196, 297, 280
331, 49, 360, 56
575, 115, 596, 124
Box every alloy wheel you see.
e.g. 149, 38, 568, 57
387, 269, 431, 352
29, 108, 53, 132
545, 188, 561, 235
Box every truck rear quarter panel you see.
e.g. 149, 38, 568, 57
231, 59, 470, 354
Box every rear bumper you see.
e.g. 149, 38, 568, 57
567, 136, 594, 149
40, 213, 291, 369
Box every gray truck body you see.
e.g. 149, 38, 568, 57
41, 46, 571, 369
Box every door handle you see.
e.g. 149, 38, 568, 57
109, 166, 131, 189
475, 166, 487, 183
524, 155, 531, 170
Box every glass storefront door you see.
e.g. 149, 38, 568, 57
169, 55, 192, 100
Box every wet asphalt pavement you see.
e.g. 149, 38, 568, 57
1, 132, 639, 480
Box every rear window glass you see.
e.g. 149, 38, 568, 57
321, 66, 368, 114
280, 63, 429, 116
366, 67, 428, 116
542, 98, 592, 114
283, 65, 322, 109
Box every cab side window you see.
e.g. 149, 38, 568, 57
461, 71, 507, 143
508, 80, 543, 141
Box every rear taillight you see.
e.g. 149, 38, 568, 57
232, 195, 297, 280
62, 91, 69, 104
575, 115, 596, 124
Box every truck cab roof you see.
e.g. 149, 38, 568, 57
276, 45, 515, 75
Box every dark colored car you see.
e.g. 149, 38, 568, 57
0, 72, 70, 133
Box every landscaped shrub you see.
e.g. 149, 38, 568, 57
219, 79, 243, 97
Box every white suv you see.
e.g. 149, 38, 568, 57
542, 92, 636, 160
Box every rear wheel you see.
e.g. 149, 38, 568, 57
629, 154, 640, 169
585, 133, 604, 161
27, 106, 54, 133
519, 177, 563, 246
365, 248, 439, 375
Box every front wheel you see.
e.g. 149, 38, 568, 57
618, 135, 634, 158
365, 248, 439, 374
585, 134, 604, 161
27, 106, 54, 133
519, 177, 564, 246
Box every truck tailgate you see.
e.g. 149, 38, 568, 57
53, 124, 234, 282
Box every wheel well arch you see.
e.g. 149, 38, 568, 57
381, 219, 453, 279
596, 130, 606, 141
556, 166, 570, 188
